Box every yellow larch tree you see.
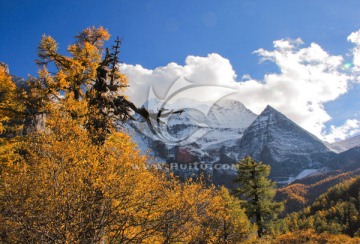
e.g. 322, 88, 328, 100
196, 187, 255, 243
0, 65, 25, 173
0, 105, 170, 242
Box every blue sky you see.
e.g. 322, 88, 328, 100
1, 0, 360, 141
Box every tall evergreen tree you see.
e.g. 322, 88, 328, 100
233, 156, 283, 238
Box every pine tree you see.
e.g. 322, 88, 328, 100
233, 156, 284, 238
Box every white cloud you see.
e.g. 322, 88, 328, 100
237, 39, 350, 139
121, 53, 237, 106
324, 119, 360, 143
348, 29, 360, 70
122, 31, 360, 142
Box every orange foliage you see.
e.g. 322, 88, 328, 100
275, 229, 360, 244
0, 27, 253, 243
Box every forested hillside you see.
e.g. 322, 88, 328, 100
285, 177, 360, 237
276, 169, 360, 215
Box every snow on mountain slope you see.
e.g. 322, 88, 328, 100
235, 105, 335, 179
130, 97, 257, 149
277, 169, 320, 184
207, 99, 257, 129
196, 98, 257, 150
127, 101, 337, 185
329, 134, 360, 153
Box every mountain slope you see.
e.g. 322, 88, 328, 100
129, 97, 256, 149
235, 105, 334, 179
330, 134, 360, 153
286, 176, 360, 237
327, 146, 360, 170
129, 102, 339, 185
207, 99, 257, 129
276, 169, 360, 215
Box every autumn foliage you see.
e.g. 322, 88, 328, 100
275, 229, 360, 243
0, 27, 254, 243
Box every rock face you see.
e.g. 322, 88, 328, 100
235, 105, 334, 179
0, 61, 27, 89
0, 62, 9, 74
23, 113, 47, 134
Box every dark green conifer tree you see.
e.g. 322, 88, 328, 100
233, 156, 284, 237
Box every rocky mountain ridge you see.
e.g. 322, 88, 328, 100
127, 97, 352, 186
329, 134, 360, 153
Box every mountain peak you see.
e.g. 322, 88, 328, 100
237, 105, 333, 179
213, 98, 247, 108
264, 105, 277, 112
261, 105, 287, 118
208, 98, 257, 129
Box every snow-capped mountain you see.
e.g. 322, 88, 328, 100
196, 98, 257, 151
207, 99, 257, 129
234, 105, 335, 180
128, 97, 256, 151
127, 99, 337, 186
329, 134, 360, 153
